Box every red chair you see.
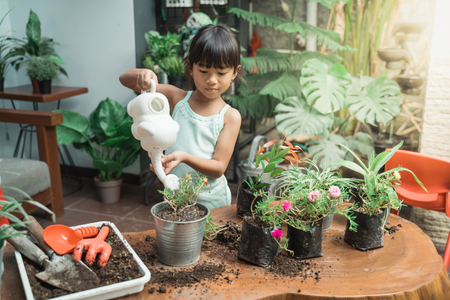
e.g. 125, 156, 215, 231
385, 149, 450, 271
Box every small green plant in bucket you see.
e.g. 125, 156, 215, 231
158, 173, 208, 213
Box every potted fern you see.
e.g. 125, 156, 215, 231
332, 142, 426, 250
54, 98, 141, 203
151, 173, 209, 266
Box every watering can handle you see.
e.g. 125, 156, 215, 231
248, 135, 268, 162
141, 79, 157, 94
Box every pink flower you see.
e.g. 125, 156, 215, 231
307, 189, 320, 202
271, 228, 283, 239
282, 201, 291, 211
328, 186, 341, 198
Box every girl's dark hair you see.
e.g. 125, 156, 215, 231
187, 24, 241, 75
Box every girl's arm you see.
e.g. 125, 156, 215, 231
162, 107, 242, 178
119, 68, 187, 111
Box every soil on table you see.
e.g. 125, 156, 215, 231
22, 224, 142, 300
155, 205, 206, 222
265, 252, 322, 281
215, 220, 242, 250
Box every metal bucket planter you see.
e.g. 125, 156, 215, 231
151, 202, 209, 267
287, 219, 324, 259
322, 215, 334, 231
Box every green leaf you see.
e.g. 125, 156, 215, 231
229, 93, 279, 121
270, 168, 284, 177
274, 148, 290, 159
275, 22, 354, 52
345, 77, 402, 126
306, 132, 347, 169
308, 0, 352, 9
93, 160, 123, 175
256, 183, 272, 188
90, 98, 128, 138
370, 141, 403, 174
275, 96, 333, 137
26, 10, 41, 44
337, 143, 369, 174
259, 71, 302, 100
228, 8, 286, 27
300, 59, 351, 114
263, 162, 276, 173
241, 47, 292, 74
101, 136, 129, 147
53, 110, 88, 145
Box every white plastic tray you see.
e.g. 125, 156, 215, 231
15, 221, 151, 300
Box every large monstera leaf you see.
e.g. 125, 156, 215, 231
306, 132, 347, 170
345, 76, 402, 126
259, 71, 302, 100
300, 59, 351, 115
274, 96, 333, 137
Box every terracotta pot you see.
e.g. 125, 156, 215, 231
94, 177, 122, 203
30, 77, 39, 93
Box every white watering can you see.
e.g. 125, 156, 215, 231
127, 79, 180, 190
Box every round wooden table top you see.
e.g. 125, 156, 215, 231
2, 205, 449, 300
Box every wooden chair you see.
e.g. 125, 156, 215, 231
385, 149, 450, 271
0, 108, 64, 217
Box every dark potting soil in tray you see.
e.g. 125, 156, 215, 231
22, 224, 142, 300
155, 205, 206, 222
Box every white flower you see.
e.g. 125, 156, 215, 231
281, 1, 289, 12
393, 171, 401, 181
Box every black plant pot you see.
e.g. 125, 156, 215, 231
168, 76, 186, 90
236, 179, 268, 218
238, 216, 279, 267
287, 219, 324, 259
344, 209, 386, 251
0, 77, 4, 92
37, 79, 52, 94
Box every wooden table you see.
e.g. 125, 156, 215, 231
0, 85, 88, 103
2, 205, 449, 299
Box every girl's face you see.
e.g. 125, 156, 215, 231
191, 63, 241, 99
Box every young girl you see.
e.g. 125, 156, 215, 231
119, 24, 242, 210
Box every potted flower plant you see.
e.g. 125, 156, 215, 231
237, 138, 300, 217
151, 173, 209, 266
0, 166, 55, 293
238, 193, 281, 267
277, 156, 354, 231
8, 10, 67, 92
26, 57, 59, 94
53, 98, 141, 203
332, 141, 427, 251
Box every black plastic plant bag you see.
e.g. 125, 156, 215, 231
287, 219, 323, 259
238, 217, 279, 267
236, 180, 268, 217
344, 210, 386, 251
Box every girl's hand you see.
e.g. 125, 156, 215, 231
137, 69, 158, 92
162, 151, 186, 174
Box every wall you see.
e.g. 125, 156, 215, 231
0, 0, 140, 175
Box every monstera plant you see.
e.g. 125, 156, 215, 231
275, 58, 402, 169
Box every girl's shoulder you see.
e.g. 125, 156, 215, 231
223, 106, 241, 124
156, 84, 189, 110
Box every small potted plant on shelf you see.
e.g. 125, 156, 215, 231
151, 173, 209, 267
26, 57, 59, 94
332, 141, 427, 251
53, 98, 141, 203
8, 10, 67, 92
237, 137, 300, 217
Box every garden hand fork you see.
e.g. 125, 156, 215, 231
73, 226, 112, 267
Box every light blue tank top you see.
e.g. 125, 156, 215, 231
165, 91, 231, 210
